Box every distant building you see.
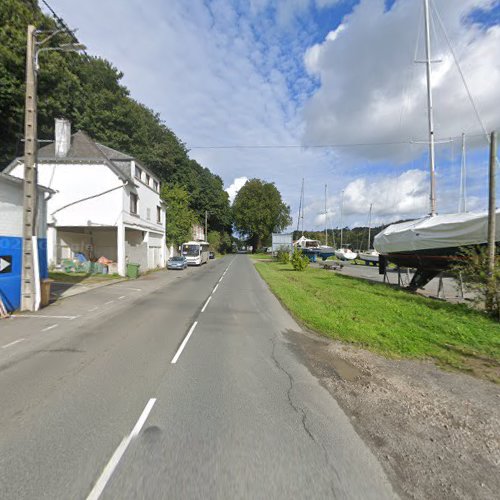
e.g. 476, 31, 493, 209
5, 119, 167, 276
192, 224, 205, 241
272, 232, 293, 253
0, 173, 52, 311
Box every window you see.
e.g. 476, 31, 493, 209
157, 206, 162, 223
146, 173, 151, 186
135, 166, 142, 179
153, 180, 159, 192
130, 193, 138, 215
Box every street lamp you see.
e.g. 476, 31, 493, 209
20, 25, 85, 311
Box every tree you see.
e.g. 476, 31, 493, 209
161, 184, 198, 246
232, 179, 291, 252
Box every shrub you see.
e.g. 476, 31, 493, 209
291, 248, 309, 271
277, 248, 290, 264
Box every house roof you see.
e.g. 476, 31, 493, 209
0, 172, 55, 194
5, 131, 157, 185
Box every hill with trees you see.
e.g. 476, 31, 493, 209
0, 0, 231, 246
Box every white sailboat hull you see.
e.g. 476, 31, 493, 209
358, 251, 379, 263
335, 249, 358, 261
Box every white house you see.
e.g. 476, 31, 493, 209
5, 119, 167, 277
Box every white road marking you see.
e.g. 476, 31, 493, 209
201, 296, 212, 313
119, 287, 142, 291
218, 276, 223, 283
1, 338, 25, 349
213, 284, 219, 294
118, 296, 126, 300
11, 314, 80, 320
104, 300, 115, 305
41, 324, 58, 332
88, 306, 99, 312
86, 398, 157, 500
171, 321, 198, 364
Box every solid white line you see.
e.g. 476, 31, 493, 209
11, 314, 80, 320
1, 338, 25, 349
120, 287, 142, 291
213, 284, 219, 293
88, 306, 99, 312
104, 300, 115, 305
41, 324, 58, 332
86, 398, 156, 500
218, 276, 223, 283
118, 296, 126, 300
201, 296, 212, 313
171, 321, 198, 364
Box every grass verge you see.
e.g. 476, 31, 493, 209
255, 260, 500, 381
49, 271, 123, 284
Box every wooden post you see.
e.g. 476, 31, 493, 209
486, 131, 497, 311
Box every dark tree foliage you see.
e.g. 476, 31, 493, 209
233, 178, 291, 252
0, 0, 231, 235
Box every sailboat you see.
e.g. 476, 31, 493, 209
358, 204, 379, 265
334, 190, 358, 261
318, 184, 336, 260
373, 0, 499, 289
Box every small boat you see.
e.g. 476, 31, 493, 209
335, 247, 358, 261
318, 245, 336, 260
294, 236, 321, 261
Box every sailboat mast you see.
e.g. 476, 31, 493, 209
340, 190, 344, 249
459, 133, 467, 213
296, 178, 304, 233
324, 184, 328, 246
367, 203, 372, 250
301, 180, 305, 236
424, 0, 437, 216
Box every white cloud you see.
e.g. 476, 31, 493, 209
302, 0, 500, 162
226, 176, 249, 203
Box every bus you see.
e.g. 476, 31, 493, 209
181, 241, 210, 266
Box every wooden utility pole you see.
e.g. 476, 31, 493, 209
21, 25, 38, 312
487, 132, 497, 274
205, 210, 208, 241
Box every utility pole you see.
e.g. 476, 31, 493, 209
205, 210, 208, 241
423, 0, 437, 216
21, 25, 38, 312
324, 184, 328, 246
487, 131, 497, 311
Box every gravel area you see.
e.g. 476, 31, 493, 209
286, 329, 500, 499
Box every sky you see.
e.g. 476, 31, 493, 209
42, 0, 500, 230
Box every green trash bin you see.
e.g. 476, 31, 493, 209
126, 263, 140, 279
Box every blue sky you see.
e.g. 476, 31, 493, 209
44, 0, 500, 229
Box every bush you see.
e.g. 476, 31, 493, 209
291, 249, 309, 271
277, 248, 290, 264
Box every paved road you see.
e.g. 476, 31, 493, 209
0, 255, 396, 499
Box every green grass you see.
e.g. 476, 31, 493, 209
248, 253, 273, 260
255, 260, 500, 380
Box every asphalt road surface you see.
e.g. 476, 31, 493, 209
0, 255, 396, 499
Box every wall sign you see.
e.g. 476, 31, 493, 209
0, 256, 12, 274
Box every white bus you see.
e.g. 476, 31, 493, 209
181, 241, 210, 266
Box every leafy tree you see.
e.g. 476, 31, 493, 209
207, 231, 221, 253
290, 249, 309, 271
232, 178, 291, 252
161, 184, 198, 246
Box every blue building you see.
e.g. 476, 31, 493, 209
0, 173, 52, 312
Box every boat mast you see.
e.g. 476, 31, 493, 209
324, 184, 328, 246
296, 178, 304, 235
339, 190, 344, 248
423, 0, 437, 216
367, 203, 372, 250
459, 133, 467, 213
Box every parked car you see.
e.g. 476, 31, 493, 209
167, 256, 187, 270
209, 251, 215, 259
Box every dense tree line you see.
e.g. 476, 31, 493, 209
0, 0, 231, 244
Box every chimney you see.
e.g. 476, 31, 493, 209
54, 118, 71, 158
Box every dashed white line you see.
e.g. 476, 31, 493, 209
86, 398, 157, 500
41, 324, 58, 332
11, 314, 80, 320
1, 338, 25, 349
104, 300, 115, 305
213, 284, 219, 294
171, 321, 198, 364
88, 306, 99, 312
118, 295, 126, 300
201, 296, 212, 313
218, 276, 223, 283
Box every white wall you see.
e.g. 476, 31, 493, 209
10, 162, 123, 227
57, 229, 117, 262
0, 176, 47, 238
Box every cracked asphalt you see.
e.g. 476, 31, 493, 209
0, 255, 396, 499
